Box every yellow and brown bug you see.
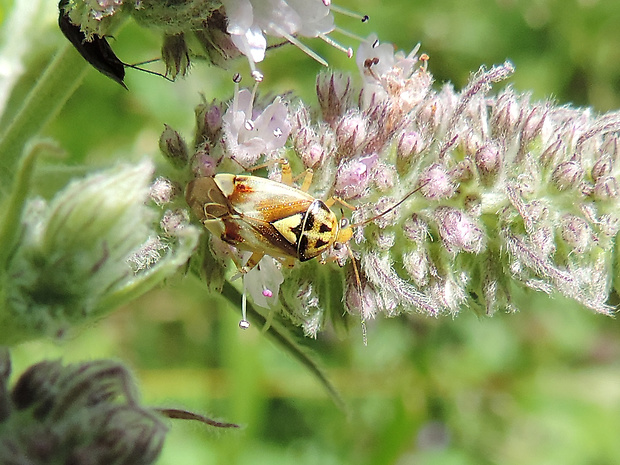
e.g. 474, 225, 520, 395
185, 166, 353, 273
185, 161, 426, 329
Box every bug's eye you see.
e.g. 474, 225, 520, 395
333, 243, 343, 250
340, 217, 350, 229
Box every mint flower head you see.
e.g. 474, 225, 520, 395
0, 161, 199, 344
170, 35, 620, 337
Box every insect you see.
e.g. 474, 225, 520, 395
58, 0, 173, 88
185, 161, 426, 328
58, 0, 127, 88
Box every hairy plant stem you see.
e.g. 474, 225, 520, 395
0, 43, 88, 196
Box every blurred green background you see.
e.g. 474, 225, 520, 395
5, 0, 620, 464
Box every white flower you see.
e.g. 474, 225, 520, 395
222, 88, 291, 167
244, 256, 284, 309
356, 34, 431, 112
221, 0, 334, 70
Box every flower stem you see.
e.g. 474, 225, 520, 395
0, 42, 88, 196
221, 281, 346, 412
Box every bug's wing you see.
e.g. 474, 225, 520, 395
186, 177, 235, 221
221, 175, 315, 222
205, 214, 299, 260
58, 0, 126, 88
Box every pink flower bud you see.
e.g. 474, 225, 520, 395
419, 164, 456, 200
551, 160, 583, 190
475, 142, 502, 181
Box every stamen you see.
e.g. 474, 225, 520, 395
243, 55, 263, 83
262, 287, 273, 298
332, 26, 366, 43
329, 4, 369, 22
250, 78, 260, 109
232, 74, 241, 114
242, 79, 260, 132
419, 53, 429, 72
271, 25, 328, 67
318, 33, 353, 58
322, 0, 330, 5
239, 276, 250, 329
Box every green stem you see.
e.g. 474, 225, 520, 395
222, 281, 347, 412
0, 43, 87, 196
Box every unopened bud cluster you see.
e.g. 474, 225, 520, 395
167, 35, 620, 336
0, 161, 198, 344
0, 351, 166, 464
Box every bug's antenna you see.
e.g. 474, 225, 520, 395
351, 180, 430, 228
124, 59, 175, 82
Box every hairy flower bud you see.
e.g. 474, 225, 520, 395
150, 176, 178, 206
372, 161, 396, 192
521, 105, 548, 145
475, 142, 502, 182
396, 130, 425, 173
591, 154, 613, 182
161, 33, 190, 79
191, 144, 218, 177
560, 215, 594, 253
195, 100, 225, 145
551, 160, 583, 190
434, 206, 485, 254
159, 124, 189, 168
335, 112, 367, 157
593, 175, 619, 200
2, 357, 167, 465
540, 137, 564, 168
317, 73, 352, 126
334, 154, 377, 199
403, 214, 429, 243
402, 249, 430, 287
420, 164, 456, 199
491, 90, 520, 136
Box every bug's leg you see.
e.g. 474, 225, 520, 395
294, 168, 313, 192
347, 248, 368, 346
324, 196, 356, 211
241, 251, 265, 273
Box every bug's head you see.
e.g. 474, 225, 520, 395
335, 217, 353, 245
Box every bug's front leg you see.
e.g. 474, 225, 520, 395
324, 196, 356, 211
240, 251, 265, 273
247, 158, 313, 191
